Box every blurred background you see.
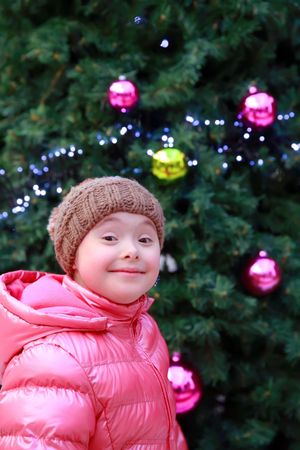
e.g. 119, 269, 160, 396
0, 1, 300, 448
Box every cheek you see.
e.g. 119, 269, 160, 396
148, 251, 161, 276
74, 241, 97, 270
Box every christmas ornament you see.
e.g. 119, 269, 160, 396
241, 250, 282, 296
160, 253, 178, 273
107, 78, 139, 112
152, 148, 187, 181
168, 352, 203, 414
239, 87, 276, 128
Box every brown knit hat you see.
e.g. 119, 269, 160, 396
47, 176, 165, 275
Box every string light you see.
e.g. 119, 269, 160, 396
0, 145, 84, 222
160, 39, 169, 48
1, 108, 298, 223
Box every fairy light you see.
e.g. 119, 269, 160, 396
188, 159, 198, 167
185, 115, 194, 123
160, 39, 169, 48
0, 211, 8, 220
168, 137, 174, 147
185, 115, 225, 127
95, 115, 234, 158
0, 144, 84, 222
134, 16, 143, 25
1, 106, 298, 224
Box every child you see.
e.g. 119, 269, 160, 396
0, 177, 188, 449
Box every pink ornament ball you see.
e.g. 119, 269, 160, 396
168, 352, 203, 414
107, 79, 139, 112
241, 251, 282, 297
239, 87, 276, 128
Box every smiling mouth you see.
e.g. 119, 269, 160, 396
109, 269, 145, 274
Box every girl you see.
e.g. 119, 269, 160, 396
0, 176, 187, 449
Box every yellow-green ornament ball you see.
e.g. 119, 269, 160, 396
152, 148, 187, 181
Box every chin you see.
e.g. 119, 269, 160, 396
110, 294, 142, 305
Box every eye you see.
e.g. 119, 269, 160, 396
102, 235, 117, 242
139, 236, 153, 244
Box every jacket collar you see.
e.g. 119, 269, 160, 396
63, 275, 154, 322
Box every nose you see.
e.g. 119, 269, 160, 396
120, 240, 139, 260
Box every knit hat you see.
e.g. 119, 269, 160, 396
48, 176, 165, 275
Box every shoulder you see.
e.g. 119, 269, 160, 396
0, 340, 98, 448
4, 340, 93, 396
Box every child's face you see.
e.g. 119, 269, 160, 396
72, 212, 161, 304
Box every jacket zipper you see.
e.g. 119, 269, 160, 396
131, 319, 173, 449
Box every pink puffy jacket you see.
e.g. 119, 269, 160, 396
0, 270, 187, 449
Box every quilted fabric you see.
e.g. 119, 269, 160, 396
0, 270, 187, 449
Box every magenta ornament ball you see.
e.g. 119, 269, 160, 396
107, 79, 139, 112
168, 352, 203, 414
239, 89, 276, 128
241, 251, 282, 297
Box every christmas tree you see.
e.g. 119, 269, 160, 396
1, 1, 300, 448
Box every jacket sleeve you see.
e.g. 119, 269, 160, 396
0, 342, 97, 449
